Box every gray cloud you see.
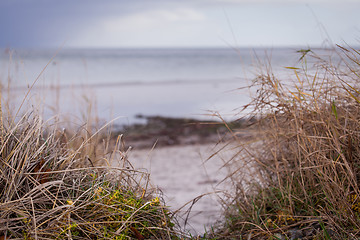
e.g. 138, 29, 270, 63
0, 0, 157, 47
0, 0, 359, 48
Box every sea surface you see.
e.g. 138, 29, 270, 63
0, 47, 318, 125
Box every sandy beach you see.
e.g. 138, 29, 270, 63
108, 116, 251, 235
125, 142, 235, 235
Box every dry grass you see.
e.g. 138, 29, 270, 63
207, 45, 360, 239
0, 97, 184, 238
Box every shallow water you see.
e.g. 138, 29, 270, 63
0, 47, 303, 124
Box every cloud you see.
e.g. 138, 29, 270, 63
103, 8, 206, 32
199, 0, 359, 3
68, 8, 213, 47
0, 0, 152, 47
1, 0, 359, 48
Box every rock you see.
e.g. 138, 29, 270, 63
288, 228, 303, 239
274, 233, 286, 240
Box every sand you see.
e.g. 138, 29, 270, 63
125, 143, 236, 235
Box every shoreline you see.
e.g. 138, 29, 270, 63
116, 116, 257, 234
117, 115, 254, 149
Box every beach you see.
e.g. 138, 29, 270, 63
3, 46, 352, 238
112, 116, 254, 234
127, 143, 231, 235
1, 1, 358, 237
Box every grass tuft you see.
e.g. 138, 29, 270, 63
0, 108, 183, 239
209, 45, 360, 239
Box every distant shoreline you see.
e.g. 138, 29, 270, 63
118, 115, 254, 149
8, 78, 246, 91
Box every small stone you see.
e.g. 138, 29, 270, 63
288, 228, 303, 240
274, 233, 286, 240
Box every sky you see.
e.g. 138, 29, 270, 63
0, 0, 359, 49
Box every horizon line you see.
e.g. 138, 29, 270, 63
0, 44, 350, 51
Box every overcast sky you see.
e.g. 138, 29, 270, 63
1, 0, 359, 48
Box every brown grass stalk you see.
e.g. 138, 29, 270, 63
209, 45, 360, 239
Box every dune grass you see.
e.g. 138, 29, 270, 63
204, 45, 360, 239
0, 100, 184, 238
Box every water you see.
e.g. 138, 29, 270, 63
0, 47, 304, 125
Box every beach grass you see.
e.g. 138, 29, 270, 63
204, 45, 360, 239
0, 96, 184, 238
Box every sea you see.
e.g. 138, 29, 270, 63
0, 47, 320, 126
